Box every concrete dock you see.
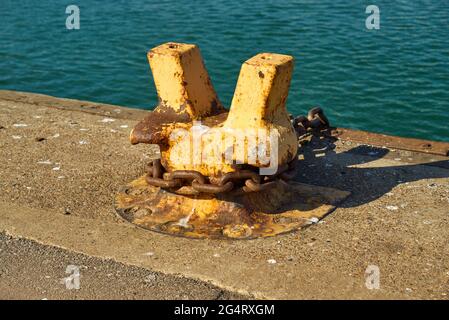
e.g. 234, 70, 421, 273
0, 90, 448, 299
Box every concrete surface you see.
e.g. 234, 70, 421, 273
0, 232, 245, 300
0, 90, 448, 299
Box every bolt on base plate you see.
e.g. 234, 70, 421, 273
115, 176, 350, 240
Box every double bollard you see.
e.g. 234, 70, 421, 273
130, 42, 297, 178
115, 42, 349, 239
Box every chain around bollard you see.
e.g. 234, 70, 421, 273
145, 157, 299, 194
144, 107, 330, 194
115, 42, 348, 240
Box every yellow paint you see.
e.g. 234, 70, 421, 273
123, 43, 349, 239
225, 53, 293, 129
148, 42, 222, 119
223, 53, 298, 168
143, 43, 298, 177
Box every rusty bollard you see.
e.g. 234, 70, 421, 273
115, 42, 349, 239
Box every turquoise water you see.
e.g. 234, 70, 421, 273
1, 0, 448, 141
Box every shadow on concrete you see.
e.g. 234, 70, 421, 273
295, 134, 449, 208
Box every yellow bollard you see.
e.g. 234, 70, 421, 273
115, 42, 350, 239
223, 53, 298, 171
131, 46, 297, 177
147, 42, 223, 119
130, 42, 224, 145
226, 53, 294, 129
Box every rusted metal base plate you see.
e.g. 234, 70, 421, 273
115, 176, 350, 239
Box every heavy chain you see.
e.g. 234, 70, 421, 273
146, 158, 297, 194
145, 107, 330, 194
291, 107, 329, 137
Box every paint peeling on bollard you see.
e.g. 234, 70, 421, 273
130, 42, 225, 146
147, 42, 223, 119
131, 45, 297, 177
116, 42, 350, 239
224, 53, 298, 171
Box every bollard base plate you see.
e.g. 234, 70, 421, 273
115, 175, 350, 239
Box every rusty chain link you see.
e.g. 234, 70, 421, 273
291, 106, 330, 137
145, 107, 330, 194
145, 158, 296, 194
